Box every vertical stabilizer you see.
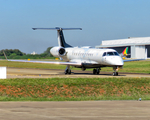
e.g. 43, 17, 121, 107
57, 28, 72, 47
122, 47, 128, 56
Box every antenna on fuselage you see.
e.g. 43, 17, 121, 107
32, 27, 82, 48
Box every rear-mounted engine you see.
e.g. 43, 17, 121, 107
59, 48, 66, 56
50, 46, 66, 57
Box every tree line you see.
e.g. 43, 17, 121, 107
0, 47, 55, 59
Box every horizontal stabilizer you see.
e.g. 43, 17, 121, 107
32, 27, 82, 30
32, 27, 82, 48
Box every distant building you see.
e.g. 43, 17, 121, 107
95, 37, 150, 59
31, 51, 37, 55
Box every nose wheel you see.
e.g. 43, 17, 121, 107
113, 67, 119, 76
113, 72, 118, 76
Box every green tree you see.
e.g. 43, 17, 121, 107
0, 49, 25, 56
43, 47, 53, 57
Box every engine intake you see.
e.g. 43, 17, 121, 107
50, 46, 66, 57
59, 48, 66, 55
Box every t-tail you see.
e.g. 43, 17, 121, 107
32, 27, 82, 48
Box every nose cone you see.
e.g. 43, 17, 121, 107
114, 59, 124, 66
106, 56, 124, 66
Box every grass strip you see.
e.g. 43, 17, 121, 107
1, 60, 150, 73
0, 77, 150, 101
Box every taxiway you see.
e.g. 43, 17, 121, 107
0, 101, 150, 120
7, 67, 150, 78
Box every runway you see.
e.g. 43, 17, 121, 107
0, 101, 150, 120
7, 67, 150, 78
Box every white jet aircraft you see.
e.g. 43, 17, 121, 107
9, 27, 145, 76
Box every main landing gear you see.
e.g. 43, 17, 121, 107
93, 68, 101, 75
113, 67, 118, 76
65, 65, 71, 74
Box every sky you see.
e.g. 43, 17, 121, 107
1, 0, 150, 54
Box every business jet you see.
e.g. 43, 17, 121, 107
9, 27, 145, 76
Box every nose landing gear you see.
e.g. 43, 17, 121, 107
113, 72, 118, 76
113, 67, 118, 76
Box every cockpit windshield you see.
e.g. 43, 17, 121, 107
102, 52, 119, 56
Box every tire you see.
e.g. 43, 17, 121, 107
113, 72, 118, 76
93, 69, 96, 74
113, 72, 116, 76
96, 69, 100, 74
116, 72, 118, 76
68, 70, 71, 74
65, 69, 68, 74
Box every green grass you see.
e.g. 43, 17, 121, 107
0, 60, 66, 69
0, 60, 150, 73
0, 77, 150, 101
102, 60, 150, 73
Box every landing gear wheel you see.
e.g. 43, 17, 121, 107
65, 69, 68, 74
96, 69, 100, 74
65, 65, 71, 75
68, 69, 71, 74
113, 72, 118, 76
116, 72, 118, 76
93, 69, 96, 74
65, 69, 71, 74
113, 72, 115, 76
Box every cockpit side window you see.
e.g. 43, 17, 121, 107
114, 52, 119, 56
102, 52, 106, 56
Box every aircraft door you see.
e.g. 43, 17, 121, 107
102, 52, 107, 64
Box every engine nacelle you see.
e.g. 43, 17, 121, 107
50, 46, 66, 57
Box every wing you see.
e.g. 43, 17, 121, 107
8, 59, 99, 66
123, 59, 145, 62
9, 60, 82, 66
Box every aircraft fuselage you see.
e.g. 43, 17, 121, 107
50, 47, 124, 69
